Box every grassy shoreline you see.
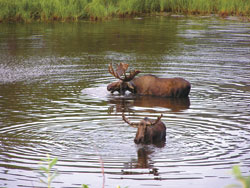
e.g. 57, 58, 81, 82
0, 0, 249, 22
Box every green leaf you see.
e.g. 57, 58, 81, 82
41, 158, 49, 162
246, 177, 250, 186
39, 178, 47, 185
39, 166, 49, 173
82, 184, 89, 188
231, 165, 250, 188
49, 157, 58, 169
232, 165, 242, 178
240, 177, 250, 188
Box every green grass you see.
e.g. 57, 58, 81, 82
0, 0, 249, 22
217, 0, 250, 16
85, 0, 118, 20
0, 0, 88, 22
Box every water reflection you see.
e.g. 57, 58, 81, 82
0, 19, 179, 57
124, 147, 154, 170
108, 95, 190, 113
122, 146, 161, 181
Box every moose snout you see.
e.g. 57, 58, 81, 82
134, 136, 144, 144
107, 84, 115, 93
107, 84, 112, 91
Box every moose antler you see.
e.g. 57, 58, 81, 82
122, 113, 139, 127
109, 63, 141, 82
122, 113, 163, 127
151, 114, 163, 126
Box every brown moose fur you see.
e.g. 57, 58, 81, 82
130, 75, 191, 97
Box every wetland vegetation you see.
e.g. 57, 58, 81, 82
0, 0, 249, 22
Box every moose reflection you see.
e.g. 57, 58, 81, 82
123, 147, 156, 170
107, 63, 191, 98
122, 113, 166, 144
123, 146, 160, 178
108, 95, 190, 113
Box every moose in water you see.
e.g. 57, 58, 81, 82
122, 113, 166, 144
107, 63, 191, 98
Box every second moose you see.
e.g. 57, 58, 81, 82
122, 113, 166, 144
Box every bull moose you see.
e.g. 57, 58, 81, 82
122, 113, 166, 144
107, 63, 191, 98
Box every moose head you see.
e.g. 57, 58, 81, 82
122, 113, 166, 144
107, 63, 141, 95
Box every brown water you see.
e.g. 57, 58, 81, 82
0, 17, 249, 188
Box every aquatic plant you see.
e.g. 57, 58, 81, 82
38, 154, 58, 188
229, 165, 250, 188
37, 155, 127, 188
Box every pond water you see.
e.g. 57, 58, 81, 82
0, 16, 249, 188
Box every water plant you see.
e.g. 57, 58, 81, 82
229, 165, 250, 188
82, 185, 89, 188
37, 155, 127, 188
38, 154, 58, 188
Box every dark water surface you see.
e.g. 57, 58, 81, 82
0, 17, 249, 188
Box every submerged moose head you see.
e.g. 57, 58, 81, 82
122, 113, 166, 144
107, 63, 191, 98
